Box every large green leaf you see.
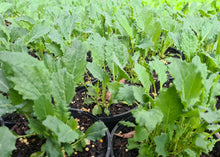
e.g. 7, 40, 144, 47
29, 118, 47, 135
45, 137, 63, 157
85, 121, 107, 141
117, 84, 135, 105
149, 57, 167, 89
156, 86, 183, 124
43, 115, 79, 143
154, 133, 169, 157
180, 28, 198, 61
0, 52, 51, 100
33, 96, 54, 120
133, 107, 163, 133
51, 68, 75, 122
134, 63, 151, 93
86, 62, 110, 84
61, 40, 87, 83
0, 69, 10, 93
169, 59, 203, 109
25, 25, 50, 44
0, 127, 17, 157
116, 13, 133, 38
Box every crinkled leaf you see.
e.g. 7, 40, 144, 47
134, 125, 148, 142
25, 25, 50, 44
180, 28, 198, 61
61, 40, 87, 83
154, 133, 169, 157
0, 52, 51, 100
85, 121, 107, 141
134, 63, 151, 93
156, 86, 183, 124
116, 13, 133, 38
86, 62, 109, 84
0, 2, 12, 13
0, 69, 9, 93
200, 108, 220, 123
133, 108, 163, 132
29, 118, 47, 135
117, 85, 135, 104
43, 116, 79, 143
0, 127, 17, 157
45, 137, 63, 157
169, 59, 203, 109
149, 57, 167, 89
136, 37, 154, 50
195, 134, 209, 153
33, 96, 54, 120
45, 43, 62, 57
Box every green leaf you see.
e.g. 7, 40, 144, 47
45, 137, 63, 157
180, 28, 198, 61
0, 69, 10, 93
51, 68, 75, 121
63, 143, 74, 156
195, 134, 209, 152
92, 105, 102, 115
87, 33, 106, 67
0, 52, 51, 100
156, 86, 183, 124
116, 13, 133, 38
86, 62, 110, 84
0, 2, 12, 13
43, 115, 79, 143
117, 84, 135, 105
134, 63, 151, 93
154, 133, 169, 157
149, 57, 167, 89
169, 59, 203, 109
85, 121, 107, 141
184, 149, 197, 157
133, 108, 163, 133
200, 108, 220, 123
61, 40, 87, 83
0, 127, 17, 157
216, 32, 220, 55
0, 94, 24, 117
119, 121, 136, 128
136, 37, 154, 50
25, 25, 50, 44
33, 96, 54, 120
134, 125, 148, 142
45, 43, 62, 57
29, 118, 47, 135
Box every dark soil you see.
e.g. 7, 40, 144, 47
112, 124, 220, 157
70, 111, 109, 157
2, 112, 45, 157
2, 111, 109, 157
69, 91, 137, 117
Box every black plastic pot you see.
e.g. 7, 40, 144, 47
214, 133, 220, 152
110, 116, 136, 157
69, 108, 111, 157
98, 106, 137, 132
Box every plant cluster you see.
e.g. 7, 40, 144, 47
0, 0, 220, 156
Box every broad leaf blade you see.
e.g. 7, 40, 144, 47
169, 59, 203, 109
0, 69, 10, 93
133, 107, 163, 133
43, 115, 79, 143
29, 118, 47, 135
154, 133, 169, 157
134, 63, 151, 93
61, 40, 87, 83
85, 121, 107, 141
0, 127, 17, 157
33, 96, 54, 120
156, 86, 183, 124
